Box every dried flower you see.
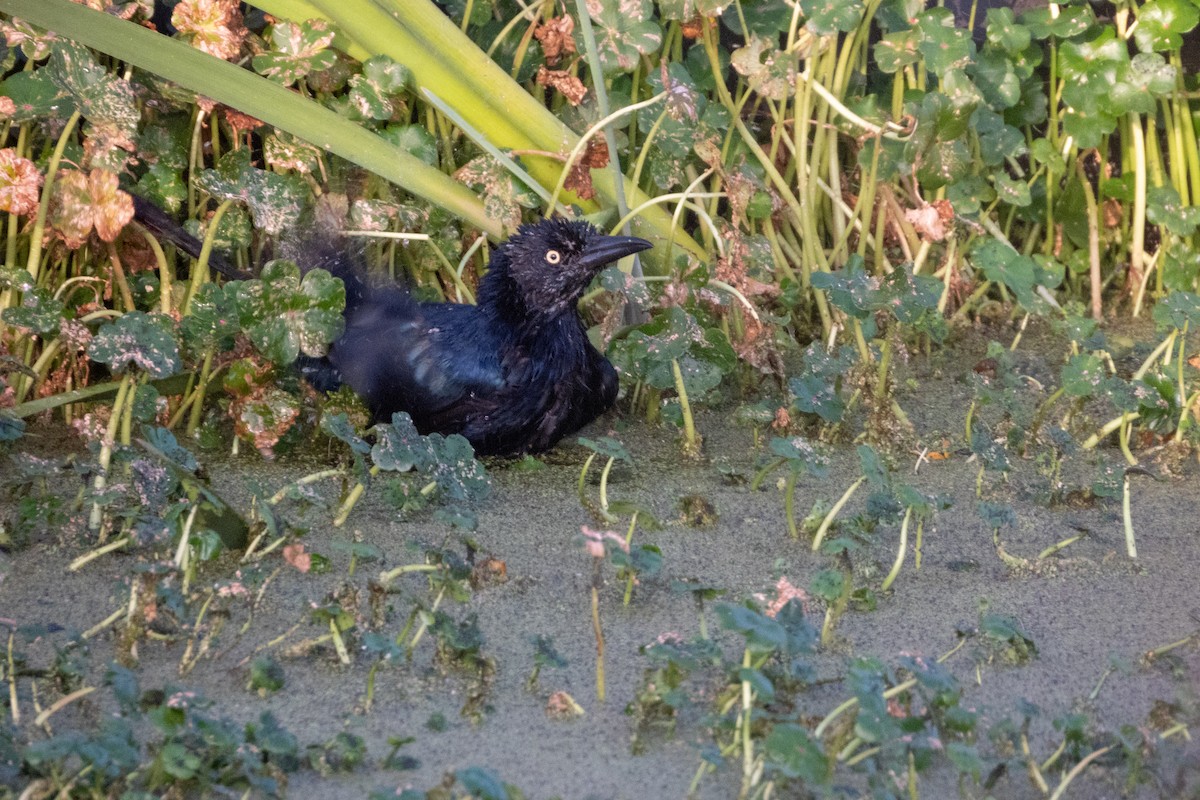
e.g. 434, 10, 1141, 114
0, 149, 42, 216
172, 0, 248, 61
50, 169, 134, 249
546, 690, 585, 719
536, 66, 587, 106
283, 542, 311, 573
533, 15, 576, 66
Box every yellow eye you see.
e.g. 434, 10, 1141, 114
545, 249, 561, 264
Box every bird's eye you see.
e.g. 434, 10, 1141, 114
545, 249, 561, 264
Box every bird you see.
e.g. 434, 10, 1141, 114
131, 195, 652, 455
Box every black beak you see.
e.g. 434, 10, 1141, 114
577, 234, 653, 272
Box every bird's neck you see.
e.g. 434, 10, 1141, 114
477, 263, 576, 335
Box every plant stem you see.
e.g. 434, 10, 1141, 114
671, 358, 700, 456
1122, 474, 1137, 559
880, 506, 912, 592
591, 566, 605, 703
89, 373, 133, 532
812, 476, 864, 552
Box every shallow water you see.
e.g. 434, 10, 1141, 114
3, 320, 1199, 799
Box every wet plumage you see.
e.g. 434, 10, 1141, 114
132, 196, 651, 455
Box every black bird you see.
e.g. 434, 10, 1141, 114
131, 195, 651, 455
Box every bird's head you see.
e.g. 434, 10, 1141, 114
487, 218, 652, 319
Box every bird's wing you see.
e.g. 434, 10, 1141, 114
327, 289, 509, 428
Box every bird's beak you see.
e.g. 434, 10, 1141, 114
577, 234, 653, 272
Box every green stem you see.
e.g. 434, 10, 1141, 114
1122, 474, 1137, 559
671, 358, 699, 456
812, 476, 865, 552
599, 456, 615, 518
89, 373, 133, 532
578, 452, 597, 508
26, 110, 81, 283
880, 506, 912, 592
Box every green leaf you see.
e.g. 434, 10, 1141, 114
588, 0, 662, 74
768, 435, 830, 476
980, 611, 1038, 660
609, 306, 735, 399
44, 41, 138, 162
1133, 0, 1199, 53
724, 0, 791, 35
89, 312, 181, 378
986, 7, 1031, 54
971, 49, 1021, 109
578, 436, 632, 463
715, 602, 787, 655
763, 723, 829, 783
196, 150, 308, 236
425, 433, 490, 502
381, 124, 438, 166
1059, 29, 1125, 147
799, 0, 864, 35
181, 282, 241, 355
858, 444, 889, 488
916, 8, 975, 74
234, 260, 346, 364
974, 107, 1026, 165
977, 500, 1016, 529
1146, 185, 1200, 237
731, 36, 796, 101
810, 260, 877, 319
947, 741, 985, 778
918, 138, 972, 189
879, 264, 942, 322
1161, 245, 1200, 292
0, 274, 63, 336
349, 55, 412, 120
737, 666, 775, 701
372, 413, 432, 472
970, 427, 1010, 473
142, 426, 198, 472
970, 238, 1046, 311
252, 19, 339, 85
611, 542, 663, 578
0, 70, 76, 122
136, 163, 187, 212
875, 29, 921, 73
249, 655, 286, 693
993, 172, 1031, 207
321, 412, 371, 455
456, 766, 508, 800
1152, 290, 1200, 330
1030, 138, 1065, 178
1060, 354, 1104, 398
946, 174, 994, 215
1020, 4, 1095, 39
809, 568, 844, 601
1106, 53, 1176, 117
789, 374, 845, 422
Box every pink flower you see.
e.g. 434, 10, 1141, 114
581, 525, 628, 558
756, 576, 810, 618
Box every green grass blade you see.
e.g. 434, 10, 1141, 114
0, 0, 500, 237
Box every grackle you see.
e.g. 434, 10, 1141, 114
132, 195, 651, 455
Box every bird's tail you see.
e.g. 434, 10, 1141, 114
130, 194, 374, 314
130, 194, 251, 281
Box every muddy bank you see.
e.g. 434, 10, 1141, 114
3, 322, 1200, 799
